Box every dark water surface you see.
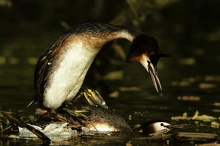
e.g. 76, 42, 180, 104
1, 1, 220, 145
0, 45, 219, 146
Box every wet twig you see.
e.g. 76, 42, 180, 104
1, 111, 51, 145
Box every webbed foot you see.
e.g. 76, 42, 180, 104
75, 88, 108, 109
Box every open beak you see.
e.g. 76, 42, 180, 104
139, 54, 162, 92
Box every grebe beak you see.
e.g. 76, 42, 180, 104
139, 54, 162, 92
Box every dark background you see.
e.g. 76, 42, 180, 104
1, 1, 220, 145
0, 0, 219, 113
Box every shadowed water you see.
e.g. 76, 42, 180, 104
1, 1, 220, 144
0, 45, 219, 145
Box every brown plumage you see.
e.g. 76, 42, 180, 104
33, 23, 168, 109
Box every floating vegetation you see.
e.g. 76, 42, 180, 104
199, 83, 216, 89
0, 104, 132, 145
172, 111, 217, 122
178, 95, 200, 101
0, 111, 51, 144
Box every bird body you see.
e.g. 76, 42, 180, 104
34, 23, 166, 109
35, 23, 137, 109
43, 42, 97, 108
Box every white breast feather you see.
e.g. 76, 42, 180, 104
44, 42, 99, 108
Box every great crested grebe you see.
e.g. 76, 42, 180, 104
34, 23, 168, 110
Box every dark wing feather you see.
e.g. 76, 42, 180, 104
34, 33, 72, 108
34, 47, 56, 108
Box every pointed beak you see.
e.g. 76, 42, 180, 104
139, 54, 162, 92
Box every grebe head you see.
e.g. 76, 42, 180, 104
126, 34, 168, 92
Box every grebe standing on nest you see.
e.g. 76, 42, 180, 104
34, 23, 168, 110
